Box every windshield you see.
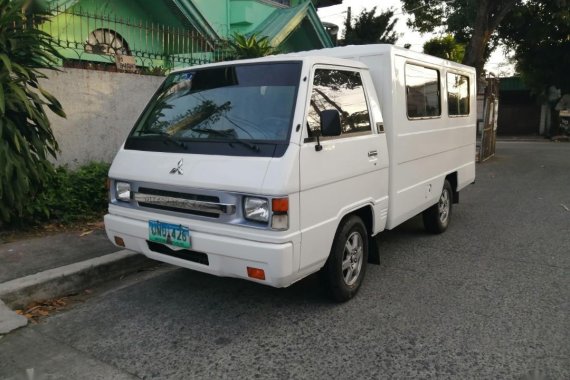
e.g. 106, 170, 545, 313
125, 62, 302, 157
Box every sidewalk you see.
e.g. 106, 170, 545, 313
0, 227, 153, 335
0, 229, 117, 284
496, 135, 569, 142
496, 135, 547, 142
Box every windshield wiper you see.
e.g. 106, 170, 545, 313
139, 131, 187, 150
191, 127, 260, 152
228, 139, 260, 152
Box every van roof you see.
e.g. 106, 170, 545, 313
170, 52, 368, 74
287, 44, 475, 71
170, 44, 473, 74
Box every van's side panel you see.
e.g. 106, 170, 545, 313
383, 54, 476, 228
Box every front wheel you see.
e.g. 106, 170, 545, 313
323, 215, 368, 302
423, 180, 453, 234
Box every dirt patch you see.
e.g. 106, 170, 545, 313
0, 220, 105, 244
13, 290, 92, 324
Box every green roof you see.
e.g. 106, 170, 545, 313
253, 2, 333, 47
500, 77, 529, 92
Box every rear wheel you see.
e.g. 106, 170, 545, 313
423, 180, 453, 234
323, 215, 368, 302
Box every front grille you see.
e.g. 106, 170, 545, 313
137, 202, 220, 218
147, 241, 209, 265
136, 187, 223, 218
138, 188, 219, 203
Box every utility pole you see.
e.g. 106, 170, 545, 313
341, 6, 351, 45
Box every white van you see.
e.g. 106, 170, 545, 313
105, 45, 476, 301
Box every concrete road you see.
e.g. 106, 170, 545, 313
1, 141, 569, 379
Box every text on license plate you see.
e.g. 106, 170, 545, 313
148, 220, 191, 249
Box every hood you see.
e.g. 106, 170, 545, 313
109, 149, 272, 194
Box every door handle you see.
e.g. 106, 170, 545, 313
368, 150, 378, 157
376, 122, 385, 133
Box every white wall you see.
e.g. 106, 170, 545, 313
39, 68, 164, 168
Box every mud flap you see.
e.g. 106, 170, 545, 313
368, 236, 380, 265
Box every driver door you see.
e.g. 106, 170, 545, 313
298, 66, 389, 270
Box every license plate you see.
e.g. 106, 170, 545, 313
148, 220, 191, 249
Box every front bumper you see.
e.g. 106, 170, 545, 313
104, 213, 296, 287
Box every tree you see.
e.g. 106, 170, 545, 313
0, 0, 65, 224
423, 35, 465, 63
342, 7, 398, 45
227, 33, 276, 59
499, 0, 570, 94
402, 0, 520, 73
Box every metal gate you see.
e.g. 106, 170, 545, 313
477, 74, 500, 162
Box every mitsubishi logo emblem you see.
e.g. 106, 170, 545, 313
169, 158, 183, 175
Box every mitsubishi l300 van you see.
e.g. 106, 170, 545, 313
105, 45, 476, 301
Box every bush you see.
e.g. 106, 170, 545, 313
21, 162, 110, 226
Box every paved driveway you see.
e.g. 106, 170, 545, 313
1, 141, 569, 379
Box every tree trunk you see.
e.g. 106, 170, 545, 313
462, 0, 520, 75
463, 0, 491, 75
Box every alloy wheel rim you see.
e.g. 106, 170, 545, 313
439, 189, 450, 223
342, 231, 364, 286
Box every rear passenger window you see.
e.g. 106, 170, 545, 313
405, 64, 441, 118
307, 69, 371, 138
447, 73, 470, 116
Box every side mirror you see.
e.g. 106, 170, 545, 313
320, 109, 341, 137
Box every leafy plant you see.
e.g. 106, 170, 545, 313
499, 0, 570, 94
342, 7, 398, 45
227, 33, 276, 59
140, 65, 168, 76
423, 35, 465, 63
0, 0, 65, 224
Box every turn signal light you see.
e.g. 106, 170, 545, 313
114, 236, 125, 247
272, 198, 289, 213
247, 267, 266, 280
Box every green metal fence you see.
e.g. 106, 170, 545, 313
36, 5, 230, 72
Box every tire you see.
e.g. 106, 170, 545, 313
423, 179, 453, 234
323, 215, 368, 302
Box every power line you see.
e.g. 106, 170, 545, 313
318, 12, 347, 20
394, 0, 457, 16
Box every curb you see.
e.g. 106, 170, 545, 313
0, 250, 154, 310
0, 300, 28, 335
496, 138, 549, 142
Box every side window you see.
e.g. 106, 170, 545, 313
447, 73, 470, 116
405, 64, 441, 118
307, 69, 371, 138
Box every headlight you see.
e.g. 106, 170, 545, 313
115, 181, 131, 202
244, 197, 269, 223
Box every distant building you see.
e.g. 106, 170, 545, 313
498, 77, 541, 136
